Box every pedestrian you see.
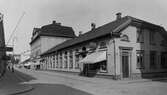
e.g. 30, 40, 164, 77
11, 63, 14, 72
11, 66, 14, 72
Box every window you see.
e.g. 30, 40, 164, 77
59, 52, 63, 68
82, 47, 86, 51
150, 31, 155, 45
99, 41, 107, 49
136, 28, 144, 43
161, 40, 167, 47
161, 52, 167, 68
136, 50, 144, 69
100, 61, 107, 72
56, 54, 58, 68
69, 50, 73, 69
150, 51, 157, 69
64, 51, 68, 68
75, 49, 79, 69
49, 56, 52, 68
81, 47, 87, 58
52, 55, 55, 68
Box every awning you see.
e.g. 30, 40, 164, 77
79, 51, 106, 64
24, 62, 33, 66
33, 61, 40, 65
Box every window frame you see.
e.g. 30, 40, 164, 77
150, 51, 157, 69
136, 50, 145, 69
99, 61, 108, 73
149, 31, 156, 45
136, 28, 144, 43
161, 52, 167, 69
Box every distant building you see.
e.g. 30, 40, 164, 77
30, 21, 76, 69
40, 13, 167, 80
0, 13, 6, 77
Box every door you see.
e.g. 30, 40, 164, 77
122, 54, 129, 78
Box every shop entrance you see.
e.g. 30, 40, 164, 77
122, 53, 129, 78
120, 47, 132, 78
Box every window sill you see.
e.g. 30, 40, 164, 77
99, 70, 108, 73
121, 40, 130, 42
150, 43, 156, 45
136, 67, 144, 69
136, 41, 144, 43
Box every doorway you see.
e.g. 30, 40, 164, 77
120, 47, 132, 79
122, 53, 129, 78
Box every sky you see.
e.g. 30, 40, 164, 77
0, 0, 167, 59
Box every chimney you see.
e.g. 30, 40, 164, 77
116, 12, 122, 20
91, 23, 96, 30
79, 31, 82, 36
52, 20, 56, 24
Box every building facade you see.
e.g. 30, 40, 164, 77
0, 13, 6, 77
30, 21, 76, 69
40, 13, 167, 79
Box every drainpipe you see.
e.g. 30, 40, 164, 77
113, 39, 117, 79
111, 32, 117, 80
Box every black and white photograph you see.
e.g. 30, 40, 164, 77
0, 0, 167, 95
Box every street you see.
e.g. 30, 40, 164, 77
6, 67, 166, 95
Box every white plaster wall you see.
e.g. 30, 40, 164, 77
40, 36, 71, 54
31, 37, 41, 58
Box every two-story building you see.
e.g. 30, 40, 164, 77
40, 13, 167, 80
30, 21, 76, 69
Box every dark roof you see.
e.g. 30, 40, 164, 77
41, 16, 167, 56
30, 22, 76, 44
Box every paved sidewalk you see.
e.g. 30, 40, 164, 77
33, 69, 167, 84
16, 68, 167, 95
0, 69, 34, 95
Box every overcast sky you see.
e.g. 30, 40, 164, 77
0, 0, 167, 56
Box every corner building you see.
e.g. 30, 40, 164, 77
40, 14, 167, 80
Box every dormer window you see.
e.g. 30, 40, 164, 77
136, 28, 144, 43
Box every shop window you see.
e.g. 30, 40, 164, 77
136, 28, 144, 43
161, 52, 167, 68
99, 41, 107, 49
136, 50, 144, 69
150, 51, 157, 69
100, 61, 107, 72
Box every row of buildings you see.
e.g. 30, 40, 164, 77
29, 13, 167, 80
